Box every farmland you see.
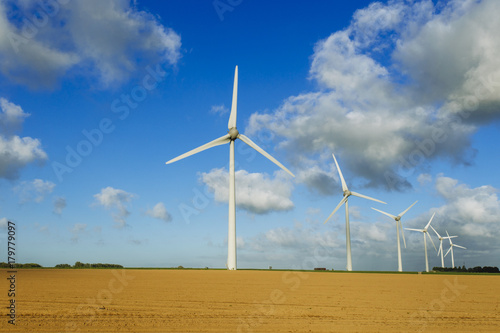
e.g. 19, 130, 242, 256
1, 269, 499, 332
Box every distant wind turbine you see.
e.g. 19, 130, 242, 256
430, 226, 456, 268
165, 66, 294, 270
324, 153, 386, 271
444, 231, 466, 268
405, 213, 437, 272
372, 201, 418, 272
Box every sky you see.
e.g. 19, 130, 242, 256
1, 0, 499, 272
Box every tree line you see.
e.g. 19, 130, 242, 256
0, 262, 123, 268
433, 265, 499, 273
0, 262, 42, 268
57, 262, 124, 268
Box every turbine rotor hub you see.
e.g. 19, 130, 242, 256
343, 190, 351, 197
229, 127, 239, 140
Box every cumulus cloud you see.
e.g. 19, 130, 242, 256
401, 175, 500, 267
53, 196, 66, 215
93, 187, 135, 227
433, 175, 500, 238
244, 219, 393, 270
295, 164, 338, 195
201, 168, 294, 214
145, 202, 172, 222
0, 97, 29, 134
0, 0, 181, 89
0, 98, 47, 180
14, 178, 55, 203
417, 173, 432, 186
247, 0, 499, 192
0, 217, 8, 229
248, 223, 340, 262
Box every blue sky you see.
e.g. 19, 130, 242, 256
1, 0, 499, 271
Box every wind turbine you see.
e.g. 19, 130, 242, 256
405, 213, 437, 272
165, 66, 294, 270
372, 201, 418, 272
323, 153, 386, 271
444, 231, 466, 268
429, 226, 456, 268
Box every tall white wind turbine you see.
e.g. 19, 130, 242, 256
444, 231, 466, 268
405, 213, 437, 272
430, 226, 456, 268
372, 201, 418, 272
324, 153, 386, 271
165, 66, 295, 270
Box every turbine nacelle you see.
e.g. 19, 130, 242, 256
228, 127, 239, 140
343, 190, 352, 197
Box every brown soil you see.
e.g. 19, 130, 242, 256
1, 269, 499, 332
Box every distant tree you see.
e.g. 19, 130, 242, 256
22, 263, 42, 268
55, 264, 71, 268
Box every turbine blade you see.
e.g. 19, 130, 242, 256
332, 153, 348, 192
446, 231, 454, 244
324, 196, 348, 224
426, 232, 437, 251
238, 134, 294, 177
400, 221, 407, 248
351, 191, 386, 204
454, 245, 467, 250
228, 66, 238, 129
424, 212, 436, 230
437, 243, 442, 256
166, 134, 231, 164
405, 228, 424, 232
398, 200, 418, 218
444, 247, 452, 257
429, 225, 441, 239
371, 207, 397, 220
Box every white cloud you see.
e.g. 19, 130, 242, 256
417, 173, 432, 186
93, 187, 135, 227
145, 202, 172, 222
434, 175, 500, 235
0, 98, 47, 180
53, 196, 66, 215
14, 178, 55, 203
245, 222, 343, 269
0, 217, 8, 229
0, 0, 181, 89
210, 104, 229, 116
247, 0, 499, 191
201, 168, 294, 214
402, 175, 500, 267
295, 164, 337, 195
0, 97, 29, 134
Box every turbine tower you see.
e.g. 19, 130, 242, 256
444, 231, 466, 268
372, 201, 418, 272
405, 213, 437, 272
324, 153, 386, 271
430, 226, 456, 268
166, 66, 294, 270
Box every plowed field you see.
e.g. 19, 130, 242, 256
1, 269, 499, 332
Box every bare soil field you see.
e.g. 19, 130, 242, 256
1, 269, 499, 332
